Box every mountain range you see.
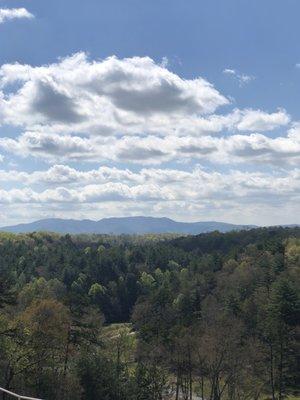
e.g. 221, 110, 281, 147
0, 217, 256, 235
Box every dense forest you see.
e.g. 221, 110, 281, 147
0, 227, 299, 400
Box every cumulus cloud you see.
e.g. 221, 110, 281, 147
236, 108, 290, 131
0, 8, 34, 24
0, 183, 173, 204
0, 164, 298, 200
0, 53, 229, 136
1, 127, 299, 166
177, 130, 300, 166
0, 54, 290, 141
0, 131, 99, 160
0, 165, 142, 185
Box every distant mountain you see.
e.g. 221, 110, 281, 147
0, 216, 256, 235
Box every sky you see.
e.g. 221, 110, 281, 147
0, 0, 299, 226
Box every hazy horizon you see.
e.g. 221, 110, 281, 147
3, 214, 299, 230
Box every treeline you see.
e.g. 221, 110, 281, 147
0, 227, 299, 400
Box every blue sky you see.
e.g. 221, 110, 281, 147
0, 0, 299, 226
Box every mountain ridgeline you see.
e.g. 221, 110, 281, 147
0, 216, 255, 234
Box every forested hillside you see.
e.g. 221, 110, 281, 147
0, 227, 299, 400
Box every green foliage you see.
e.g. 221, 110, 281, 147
77, 352, 133, 400
0, 227, 299, 399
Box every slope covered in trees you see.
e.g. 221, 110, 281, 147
0, 227, 299, 400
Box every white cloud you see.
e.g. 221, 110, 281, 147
223, 68, 255, 86
175, 129, 300, 166
0, 54, 290, 143
236, 108, 290, 131
0, 183, 173, 204
0, 165, 300, 225
0, 165, 298, 204
0, 164, 142, 185
0, 54, 289, 139
0, 131, 101, 161
0, 8, 34, 24
0, 164, 298, 226
0, 53, 229, 136
1, 126, 298, 166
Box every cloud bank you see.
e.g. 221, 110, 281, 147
0, 54, 298, 226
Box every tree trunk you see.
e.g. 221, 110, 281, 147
269, 343, 276, 400
188, 348, 193, 400
175, 365, 180, 400
278, 338, 283, 400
